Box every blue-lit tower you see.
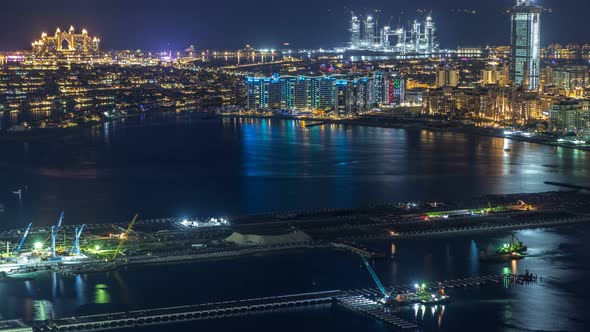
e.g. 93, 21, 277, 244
509, 0, 543, 91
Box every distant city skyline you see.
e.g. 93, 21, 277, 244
0, 0, 589, 51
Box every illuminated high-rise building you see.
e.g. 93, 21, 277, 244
424, 16, 437, 53
350, 14, 361, 48
436, 68, 460, 88
363, 16, 376, 47
347, 12, 438, 54
245, 75, 381, 114
383, 73, 406, 106
509, 0, 543, 91
32, 26, 100, 55
482, 66, 510, 86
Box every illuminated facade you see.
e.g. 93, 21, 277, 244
350, 14, 361, 49
246, 74, 407, 114
549, 99, 590, 133
348, 12, 439, 54
32, 26, 100, 55
509, 0, 543, 91
436, 68, 460, 88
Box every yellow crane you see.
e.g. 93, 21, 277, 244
112, 213, 139, 260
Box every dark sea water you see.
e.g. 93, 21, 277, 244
1, 115, 589, 331
1, 226, 589, 331
0, 115, 588, 228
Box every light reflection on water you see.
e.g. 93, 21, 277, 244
0, 226, 587, 331
1, 116, 589, 229
0, 117, 588, 330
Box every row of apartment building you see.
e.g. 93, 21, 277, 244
245, 73, 406, 115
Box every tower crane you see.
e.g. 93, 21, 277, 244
112, 213, 138, 260
51, 211, 64, 256
71, 224, 86, 255
361, 255, 396, 304
14, 222, 33, 255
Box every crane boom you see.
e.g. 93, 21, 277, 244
15, 223, 33, 254
51, 211, 65, 256
512, 233, 522, 244
71, 224, 86, 255
112, 213, 139, 260
361, 255, 389, 298
56, 211, 64, 228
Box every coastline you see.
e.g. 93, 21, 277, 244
1, 110, 586, 154
220, 113, 590, 153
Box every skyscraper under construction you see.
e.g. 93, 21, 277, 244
348, 12, 438, 54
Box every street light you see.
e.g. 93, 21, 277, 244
34, 242, 43, 250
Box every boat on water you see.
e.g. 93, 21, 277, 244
496, 234, 527, 254
477, 234, 528, 262
504, 148, 511, 152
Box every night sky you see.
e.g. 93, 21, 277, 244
0, 0, 588, 51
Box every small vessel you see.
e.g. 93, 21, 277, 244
504, 148, 511, 152
496, 234, 527, 254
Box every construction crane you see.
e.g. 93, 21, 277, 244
51, 211, 64, 257
14, 222, 33, 255
361, 255, 396, 304
71, 224, 86, 256
112, 213, 138, 260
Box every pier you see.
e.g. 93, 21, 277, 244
8, 274, 522, 332
29, 291, 340, 332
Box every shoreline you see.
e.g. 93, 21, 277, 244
1, 110, 586, 153
220, 113, 590, 152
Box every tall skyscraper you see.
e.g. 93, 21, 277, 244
424, 16, 437, 54
509, 0, 543, 91
350, 14, 361, 48
363, 16, 376, 47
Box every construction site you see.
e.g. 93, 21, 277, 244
0, 190, 589, 279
